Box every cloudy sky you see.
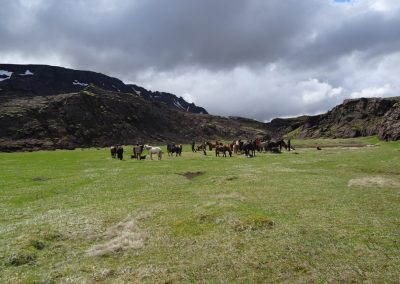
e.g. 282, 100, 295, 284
1, 0, 400, 121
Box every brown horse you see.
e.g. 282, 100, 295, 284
207, 141, 219, 151
215, 144, 232, 157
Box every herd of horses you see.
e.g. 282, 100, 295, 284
207, 138, 292, 157
111, 138, 293, 161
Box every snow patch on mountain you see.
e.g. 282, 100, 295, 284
73, 80, 88, 86
173, 100, 185, 110
131, 87, 141, 96
0, 70, 13, 81
19, 69, 34, 76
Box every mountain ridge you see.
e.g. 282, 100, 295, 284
265, 96, 400, 141
0, 64, 207, 114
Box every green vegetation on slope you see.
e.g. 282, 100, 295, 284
0, 137, 399, 283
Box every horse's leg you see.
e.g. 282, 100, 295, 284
150, 153, 153, 160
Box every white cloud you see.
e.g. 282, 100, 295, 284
299, 79, 343, 104
350, 84, 398, 98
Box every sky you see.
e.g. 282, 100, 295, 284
1, 0, 400, 121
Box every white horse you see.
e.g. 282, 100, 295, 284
144, 145, 163, 160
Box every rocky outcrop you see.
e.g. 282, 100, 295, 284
265, 97, 400, 140
377, 102, 400, 140
0, 85, 266, 151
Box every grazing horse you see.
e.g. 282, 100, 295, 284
215, 144, 232, 157
167, 144, 182, 157
144, 145, 163, 160
265, 139, 288, 153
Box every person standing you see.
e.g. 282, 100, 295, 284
110, 145, 116, 158
117, 145, 124, 160
202, 141, 207, 156
191, 139, 196, 152
287, 139, 291, 152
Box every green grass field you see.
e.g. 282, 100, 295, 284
1, 137, 399, 283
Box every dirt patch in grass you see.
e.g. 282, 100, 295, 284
30, 239, 45, 250
8, 252, 36, 266
32, 177, 51, 181
87, 213, 149, 257
225, 176, 238, 181
177, 171, 204, 180
210, 192, 245, 201
233, 216, 275, 232
348, 176, 400, 188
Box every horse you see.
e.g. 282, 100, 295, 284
206, 141, 219, 151
167, 144, 182, 157
233, 140, 241, 154
144, 145, 163, 160
215, 144, 232, 157
265, 139, 288, 153
133, 144, 143, 160
243, 140, 256, 157
110, 146, 117, 158
255, 138, 263, 152
258, 141, 268, 152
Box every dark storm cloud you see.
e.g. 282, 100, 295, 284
0, 0, 317, 71
1, 0, 400, 121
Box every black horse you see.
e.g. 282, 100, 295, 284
243, 140, 256, 157
265, 140, 287, 153
167, 144, 182, 157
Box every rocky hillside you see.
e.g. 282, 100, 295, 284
0, 64, 207, 114
266, 97, 400, 140
1, 63, 399, 151
0, 85, 266, 151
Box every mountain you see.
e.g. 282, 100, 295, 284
0, 84, 266, 151
0, 64, 207, 114
127, 84, 206, 114
265, 97, 400, 141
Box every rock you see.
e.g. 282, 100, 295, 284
377, 102, 400, 140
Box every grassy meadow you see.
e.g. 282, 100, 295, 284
0, 137, 399, 283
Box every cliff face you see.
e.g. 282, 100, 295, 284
265, 97, 400, 140
0, 85, 266, 151
0, 64, 207, 114
377, 102, 400, 141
